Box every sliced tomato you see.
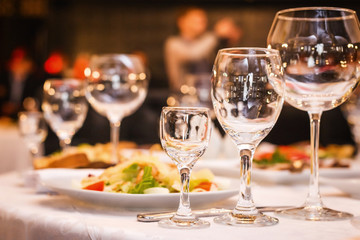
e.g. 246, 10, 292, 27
278, 146, 309, 161
254, 152, 273, 160
83, 180, 104, 191
194, 182, 213, 191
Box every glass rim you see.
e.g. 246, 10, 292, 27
162, 106, 210, 112
18, 111, 43, 117
89, 53, 140, 63
45, 78, 83, 83
44, 78, 84, 86
217, 47, 280, 57
276, 7, 357, 21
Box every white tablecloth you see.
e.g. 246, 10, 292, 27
0, 172, 359, 240
0, 124, 30, 174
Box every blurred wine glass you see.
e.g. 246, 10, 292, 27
159, 106, 211, 229
211, 47, 284, 226
85, 54, 148, 163
18, 111, 47, 159
267, 7, 360, 221
42, 79, 88, 151
342, 93, 360, 160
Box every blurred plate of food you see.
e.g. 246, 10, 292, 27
197, 142, 359, 185
320, 174, 360, 198
39, 151, 238, 209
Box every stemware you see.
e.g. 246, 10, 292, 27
211, 47, 285, 226
159, 107, 211, 229
86, 54, 148, 163
342, 92, 360, 160
18, 111, 48, 159
42, 79, 88, 151
267, 7, 360, 220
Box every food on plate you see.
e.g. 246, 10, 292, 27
33, 141, 137, 169
253, 143, 355, 171
80, 151, 219, 194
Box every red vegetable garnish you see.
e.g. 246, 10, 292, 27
83, 180, 104, 191
194, 182, 213, 191
277, 146, 309, 161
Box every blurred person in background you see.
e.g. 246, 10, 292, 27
0, 47, 43, 118
164, 6, 242, 107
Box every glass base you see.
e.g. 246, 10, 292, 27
214, 212, 279, 227
276, 206, 353, 221
158, 216, 210, 229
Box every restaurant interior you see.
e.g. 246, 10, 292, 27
1, 0, 360, 238
1, 0, 359, 154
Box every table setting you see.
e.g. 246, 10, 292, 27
1, 6, 360, 240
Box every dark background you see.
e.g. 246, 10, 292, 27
0, 0, 357, 153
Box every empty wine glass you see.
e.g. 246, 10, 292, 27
211, 47, 285, 226
18, 111, 48, 159
85, 54, 148, 163
342, 92, 360, 160
267, 7, 360, 221
42, 79, 88, 151
159, 107, 211, 229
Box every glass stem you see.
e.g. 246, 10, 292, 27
110, 121, 121, 164
305, 112, 323, 208
29, 143, 40, 159
233, 145, 258, 216
59, 137, 72, 152
174, 167, 194, 220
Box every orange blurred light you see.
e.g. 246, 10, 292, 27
44, 52, 64, 74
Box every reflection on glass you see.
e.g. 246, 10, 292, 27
159, 107, 211, 229
18, 111, 47, 159
85, 54, 148, 163
42, 79, 88, 151
211, 47, 284, 226
267, 7, 360, 221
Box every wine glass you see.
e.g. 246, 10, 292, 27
42, 79, 88, 151
267, 7, 360, 221
18, 111, 48, 159
342, 92, 360, 160
211, 47, 285, 226
85, 54, 148, 163
159, 107, 211, 229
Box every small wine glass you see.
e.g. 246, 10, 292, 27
18, 111, 48, 159
42, 79, 88, 151
267, 7, 360, 221
211, 47, 285, 226
159, 107, 212, 229
85, 54, 148, 163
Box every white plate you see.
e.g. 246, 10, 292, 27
320, 171, 360, 198
197, 159, 360, 185
39, 169, 239, 209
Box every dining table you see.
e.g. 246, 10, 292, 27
0, 166, 359, 240
0, 120, 31, 174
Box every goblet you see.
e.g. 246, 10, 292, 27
211, 47, 285, 226
159, 107, 211, 229
86, 54, 148, 163
18, 111, 48, 159
42, 79, 88, 151
267, 7, 360, 220
342, 93, 360, 160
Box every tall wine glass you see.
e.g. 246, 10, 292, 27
42, 79, 88, 151
211, 47, 285, 226
86, 54, 148, 163
159, 107, 211, 229
267, 7, 360, 221
18, 111, 48, 159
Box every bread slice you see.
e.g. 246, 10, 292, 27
33, 153, 90, 169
